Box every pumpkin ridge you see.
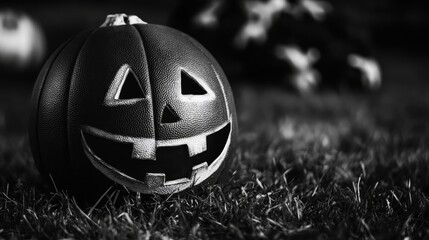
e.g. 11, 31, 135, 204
131, 24, 159, 137
65, 27, 101, 187
32, 36, 75, 183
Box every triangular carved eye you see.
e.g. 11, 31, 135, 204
105, 65, 146, 106
181, 70, 208, 95
161, 104, 181, 124
116, 68, 145, 100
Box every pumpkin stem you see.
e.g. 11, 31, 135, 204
100, 13, 147, 27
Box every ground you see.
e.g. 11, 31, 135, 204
0, 47, 428, 239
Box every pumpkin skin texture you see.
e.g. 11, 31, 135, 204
29, 14, 237, 201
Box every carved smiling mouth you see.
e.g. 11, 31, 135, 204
80, 118, 231, 194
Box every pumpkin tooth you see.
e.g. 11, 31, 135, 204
145, 173, 166, 187
191, 162, 209, 182
187, 136, 207, 157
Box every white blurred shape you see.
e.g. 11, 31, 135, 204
193, 0, 223, 28
234, 0, 289, 48
348, 54, 382, 89
276, 45, 320, 69
0, 10, 46, 70
275, 45, 320, 93
295, 0, 331, 20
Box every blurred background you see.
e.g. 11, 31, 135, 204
0, 0, 428, 136
1, 2, 429, 237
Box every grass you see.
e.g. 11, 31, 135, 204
1, 52, 429, 239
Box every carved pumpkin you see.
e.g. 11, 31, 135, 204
29, 14, 237, 198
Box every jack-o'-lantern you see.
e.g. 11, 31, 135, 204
29, 14, 237, 199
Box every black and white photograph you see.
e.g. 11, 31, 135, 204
0, 0, 428, 239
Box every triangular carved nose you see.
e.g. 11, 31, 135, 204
161, 104, 181, 124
